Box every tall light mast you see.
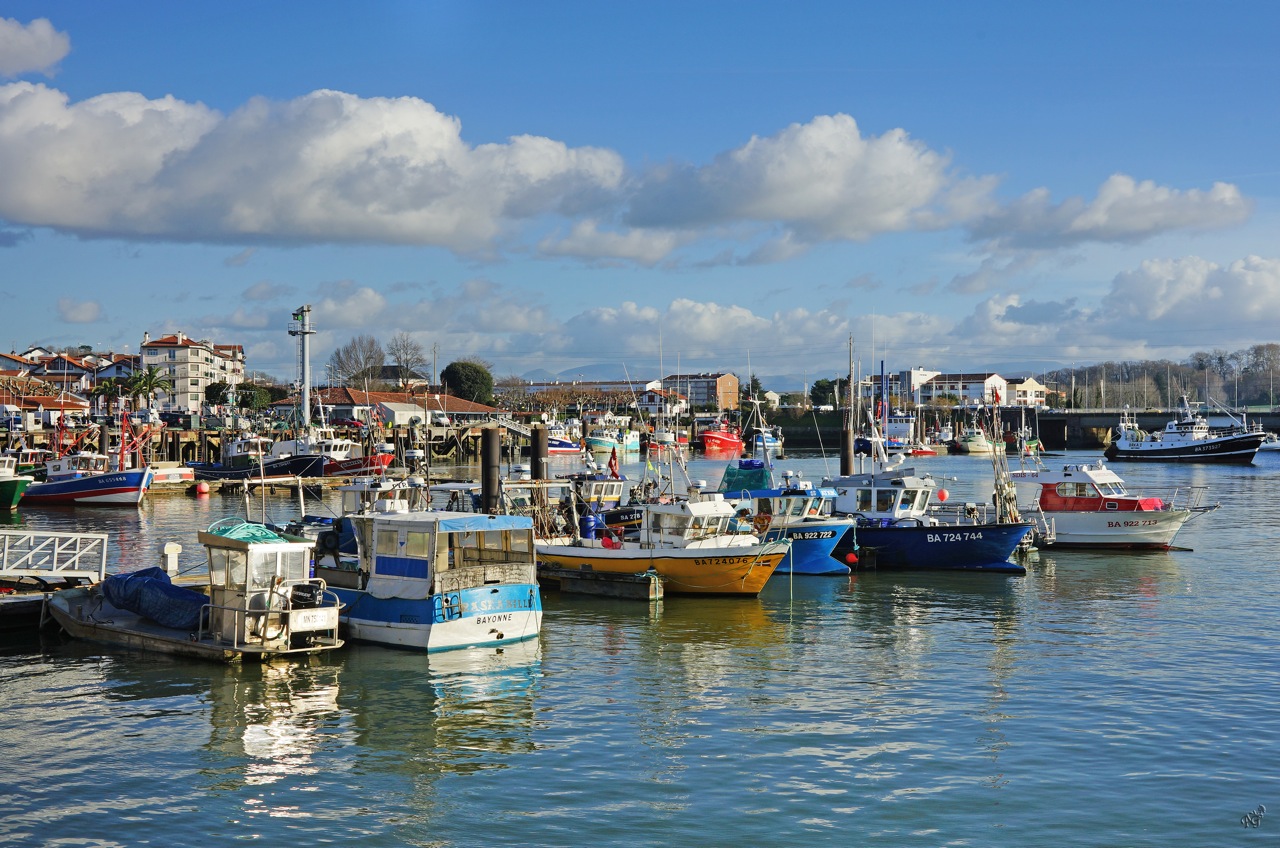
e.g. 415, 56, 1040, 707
289, 305, 314, 431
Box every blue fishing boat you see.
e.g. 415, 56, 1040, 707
716, 459, 854, 575
21, 452, 152, 506
321, 509, 542, 652
823, 460, 1031, 573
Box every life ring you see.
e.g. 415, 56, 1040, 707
751, 514, 772, 535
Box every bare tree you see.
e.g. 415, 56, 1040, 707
386, 332, 427, 390
327, 335, 385, 393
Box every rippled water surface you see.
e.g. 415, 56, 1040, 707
2, 450, 1278, 846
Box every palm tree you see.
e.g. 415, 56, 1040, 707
89, 377, 128, 417
128, 366, 174, 412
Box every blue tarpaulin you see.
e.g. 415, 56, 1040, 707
102, 566, 208, 631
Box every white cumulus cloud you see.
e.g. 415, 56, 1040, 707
0, 18, 70, 77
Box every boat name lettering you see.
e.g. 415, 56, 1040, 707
462, 597, 534, 614
927, 532, 985, 543
694, 556, 753, 567
477, 613, 513, 625
1108, 520, 1158, 528
789, 530, 837, 540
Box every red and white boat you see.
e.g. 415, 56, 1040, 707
696, 418, 743, 454
1011, 459, 1218, 549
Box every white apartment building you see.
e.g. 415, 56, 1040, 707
140, 332, 245, 412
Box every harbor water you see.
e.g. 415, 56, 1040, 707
2, 449, 1278, 846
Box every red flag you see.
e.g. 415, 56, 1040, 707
993, 388, 1001, 405
607, 447, 620, 479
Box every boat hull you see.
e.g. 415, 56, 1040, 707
853, 521, 1031, 573
189, 453, 327, 481
537, 542, 787, 595
21, 468, 151, 506
331, 583, 542, 651
1104, 432, 1265, 463
765, 523, 853, 575
45, 586, 342, 662
547, 437, 582, 454
0, 477, 32, 510
1030, 508, 1193, 549
322, 453, 395, 477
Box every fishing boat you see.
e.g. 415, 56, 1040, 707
44, 521, 344, 662
1260, 432, 1280, 452
188, 433, 327, 482
953, 417, 997, 455
0, 455, 34, 510
546, 421, 583, 454
741, 398, 784, 458
716, 459, 855, 575
1104, 396, 1266, 463
695, 416, 744, 455
1010, 458, 1218, 549
4, 447, 54, 479
20, 451, 153, 506
823, 399, 1033, 573
535, 492, 790, 596
271, 427, 396, 477
320, 509, 542, 652
583, 413, 641, 452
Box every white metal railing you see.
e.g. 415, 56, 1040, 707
0, 530, 109, 583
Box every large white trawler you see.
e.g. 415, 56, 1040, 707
1104, 395, 1265, 464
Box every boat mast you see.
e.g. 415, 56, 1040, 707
289, 305, 314, 435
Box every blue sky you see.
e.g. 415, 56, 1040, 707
2, 2, 1278, 389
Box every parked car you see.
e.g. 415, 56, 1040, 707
330, 418, 367, 429
159, 411, 191, 427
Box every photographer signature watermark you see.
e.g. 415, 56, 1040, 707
1241, 804, 1266, 828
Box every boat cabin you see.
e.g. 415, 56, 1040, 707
360, 511, 537, 598
828, 468, 937, 524
638, 494, 756, 549
43, 452, 113, 481
221, 435, 274, 468
197, 524, 342, 652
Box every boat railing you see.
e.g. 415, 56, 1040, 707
1164, 485, 1218, 513
0, 530, 109, 586
194, 579, 341, 652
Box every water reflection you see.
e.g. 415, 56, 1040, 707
335, 641, 542, 774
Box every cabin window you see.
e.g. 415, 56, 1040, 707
510, 529, 532, 554
854, 489, 873, 511
405, 531, 430, 559
902, 489, 926, 511
479, 530, 504, 552
376, 529, 400, 556
876, 489, 896, 512
789, 499, 807, 517
208, 548, 246, 586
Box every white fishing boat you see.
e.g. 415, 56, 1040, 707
321, 509, 542, 652
1010, 458, 1218, 549
45, 521, 344, 662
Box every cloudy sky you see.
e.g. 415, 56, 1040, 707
1, 3, 1278, 387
